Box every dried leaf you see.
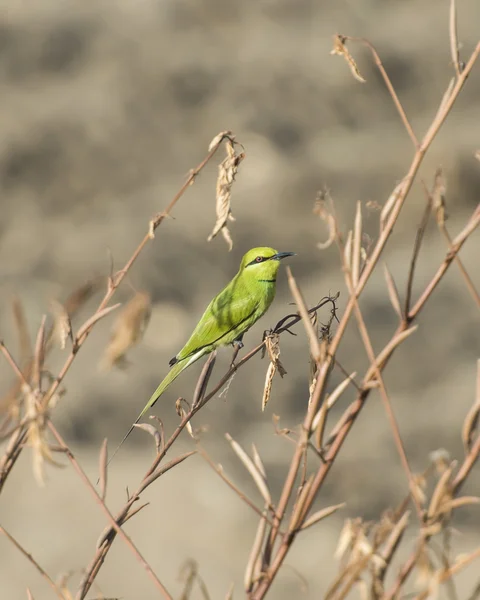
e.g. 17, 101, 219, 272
432, 167, 447, 226
381, 179, 406, 231
462, 400, 480, 454
50, 299, 73, 350
25, 390, 64, 486
207, 139, 245, 250
98, 438, 108, 501
176, 398, 195, 438
314, 190, 337, 249
101, 292, 151, 370
26, 589, 34, 600
352, 201, 362, 286
251, 444, 267, 480
442, 495, 480, 512
133, 423, 162, 454
330, 34, 366, 83
208, 130, 233, 151
244, 509, 267, 592
383, 264, 402, 319
32, 317, 46, 392
261, 334, 286, 411
289, 476, 314, 531
301, 503, 346, 530
286, 268, 322, 364
427, 461, 456, 519
343, 230, 353, 272
225, 433, 271, 505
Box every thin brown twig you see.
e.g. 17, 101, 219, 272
73, 299, 331, 595
439, 222, 480, 309
409, 204, 480, 319
345, 272, 424, 521
46, 422, 174, 600
252, 42, 480, 597
404, 196, 432, 319
0, 525, 66, 600
344, 36, 419, 148
450, 0, 462, 77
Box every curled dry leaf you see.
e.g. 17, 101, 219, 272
207, 138, 245, 250
314, 191, 337, 250
101, 291, 151, 370
176, 398, 195, 438
261, 333, 286, 411
330, 34, 366, 83
133, 423, 162, 454
208, 130, 233, 152
50, 299, 73, 350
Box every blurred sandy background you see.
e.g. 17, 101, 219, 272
1, 0, 479, 598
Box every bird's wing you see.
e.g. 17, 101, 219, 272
174, 276, 260, 363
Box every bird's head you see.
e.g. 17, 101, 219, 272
239, 247, 295, 280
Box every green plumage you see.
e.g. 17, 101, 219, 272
108, 247, 294, 465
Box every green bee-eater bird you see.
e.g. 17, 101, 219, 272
108, 247, 294, 465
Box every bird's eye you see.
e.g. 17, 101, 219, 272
255, 256, 264, 263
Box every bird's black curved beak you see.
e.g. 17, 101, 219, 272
272, 251, 296, 261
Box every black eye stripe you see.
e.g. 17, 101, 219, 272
246, 255, 273, 267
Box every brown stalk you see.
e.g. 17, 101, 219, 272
0, 525, 66, 600
342, 36, 419, 148
252, 42, 480, 598
0, 132, 234, 493
45, 422, 174, 600
404, 196, 432, 319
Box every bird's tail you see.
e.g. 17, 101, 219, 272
104, 349, 205, 472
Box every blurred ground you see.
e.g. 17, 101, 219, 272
1, 0, 479, 598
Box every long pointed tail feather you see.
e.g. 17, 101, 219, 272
103, 349, 206, 474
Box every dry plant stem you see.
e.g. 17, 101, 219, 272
76, 303, 329, 595
197, 446, 279, 528
409, 204, 480, 320
344, 36, 419, 148
0, 525, 65, 600
45, 423, 173, 600
385, 435, 480, 600
41, 132, 233, 411
450, 0, 462, 76
252, 42, 480, 600
348, 282, 424, 520
439, 222, 480, 309
404, 197, 432, 317
0, 132, 232, 492
258, 203, 479, 599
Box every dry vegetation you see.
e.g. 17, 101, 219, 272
1, 2, 480, 599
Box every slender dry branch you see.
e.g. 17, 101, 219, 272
45, 422, 174, 600
0, 525, 65, 600
251, 38, 480, 599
